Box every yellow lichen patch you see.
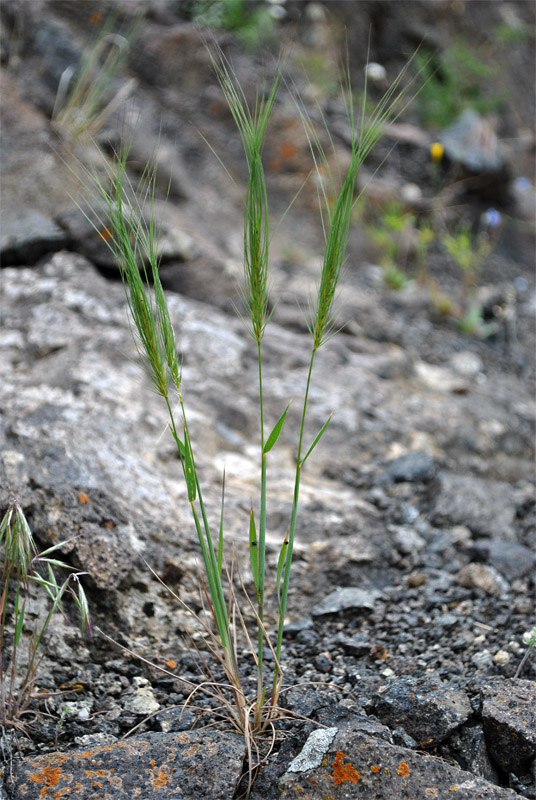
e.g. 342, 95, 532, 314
332, 751, 360, 785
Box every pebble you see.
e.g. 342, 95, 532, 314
448, 350, 483, 378
311, 586, 382, 617
492, 649, 510, 665
456, 563, 510, 597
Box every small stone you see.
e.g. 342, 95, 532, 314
287, 727, 338, 772
448, 351, 483, 378
472, 650, 494, 670
365, 62, 387, 82
311, 587, 382, 617
284, 616, 314, 636
391, 525, 426, 554
440, 109, 504, 173
379, 451, 436, 484
124, 677, 160, 715
493, 649, 511, 666
471, 539, 536, 581
336, 632, 371, 656
400, 182, 422, 204
431, 473, 517, 540
415, 361, 470, 393
456, 563, 510, 597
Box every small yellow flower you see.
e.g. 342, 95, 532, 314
430, 142, 444, 162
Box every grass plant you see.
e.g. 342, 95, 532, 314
77, 45, 423, 774
52, 13, 138, 141
0, 503, 90, 735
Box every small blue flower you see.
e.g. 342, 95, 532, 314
514, 176, 531, 192
483, 208, 501, 227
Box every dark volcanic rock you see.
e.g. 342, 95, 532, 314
444, 722, 500, 784
472, 539, 536, 581
378, 451, 436, 484
311, 587, 382, 617
372, 675, 472, 748
430, 473, 517, 540
12, 729, 244, 799
481, 679, 536, 776
1, 209, 68, 265
269, 728, 517, 800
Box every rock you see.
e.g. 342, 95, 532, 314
443, 723, 499, 784
481, 679, 536, 775
372, 675, 472, 748
335, 632, 371, 657
56, 203, 200, 271
378, 451, 436, 484
471, 539, 536, 580
1, 209, 68, 265
414, 360, 471, 393
430, 473, 517, 540
456, 563, 510, 597
287, 727, 338, 772
123, 676, 160, 716
448, 350, 484, 378
390, 525, 426, 555
271, 728, 517, 800
12, 729, 244, 799
440, 109, 504, 173
283, 617, 314, 636
311, 587, 382, 617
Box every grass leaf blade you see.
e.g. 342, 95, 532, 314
301, 413, 332, 466
263, 403, 290, 454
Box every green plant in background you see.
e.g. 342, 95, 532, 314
188, 0, 278, 48
416, 39, 503, 128
367, 200, 415, 288
415, 221, 435, 284
428, 208, 501, 336
515, 626, 536, 679
0, 504, 90, 735
78, 46, 421, 769
495, 21, 531, 45
53, 14, 138, 140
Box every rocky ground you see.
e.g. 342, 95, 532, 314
1, 1, 535, 799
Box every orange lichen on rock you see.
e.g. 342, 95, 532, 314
370, 764, 382, 773
154, 771, 168, 788
77, 492, 90, 503
397, 761, 410, 776
332, 751, 360, 785
30, 766, 62, 786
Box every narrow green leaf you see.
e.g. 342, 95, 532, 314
218, 470, 225, 575
276, 534, 288, 612
263, 403, 290, 454
249, 507, 259, 589
170, 426, 185, 458
184, 430, 196, 502
301, 413, 332, 466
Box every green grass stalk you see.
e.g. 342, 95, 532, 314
0, 504, 89, 731
75, 44, 426, 742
